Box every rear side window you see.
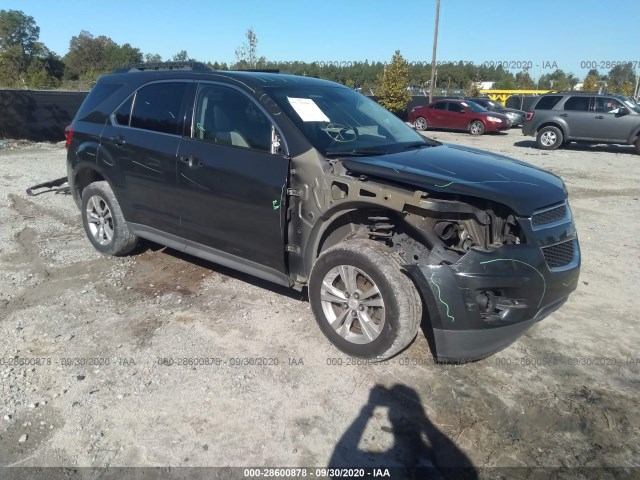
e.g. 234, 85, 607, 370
76, 83, 124, 122
114, 95, 134, 126
534, 96, 562, 110
434, 102, 447, 110
130, 82, 187, 135
563, 96, 591, 111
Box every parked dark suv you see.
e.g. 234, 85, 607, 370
522, 92, 640, 153
66, 63, 581, 362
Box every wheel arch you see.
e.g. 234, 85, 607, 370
301, 202, 430, 279
536, 121, 566, 138
70, 162, 109, 208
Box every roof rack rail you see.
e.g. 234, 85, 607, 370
547, 90, 591, 94
232, 68, 282, 73
113, 61, 213, 73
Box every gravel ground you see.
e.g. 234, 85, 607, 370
0, 130, 639, 478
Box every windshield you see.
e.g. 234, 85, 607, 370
266, 85, 435, 156
620, 97, 640, 113
462, 101, 488, 113
487, 100, 506, 110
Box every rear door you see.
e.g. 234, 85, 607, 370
429, 101, 448, 127
560, 96, 593, 139
447, 101, 468, 129
99, 81, 190, 234
175, 83, 290, 273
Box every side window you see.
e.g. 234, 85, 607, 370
448, 103, 465, 113
563, 96, 591, 111
192, 84, 272, 153
76, 83, 124, 122
535, 95, 563, 110
113, 95, 134, 126
595, 97, 624, 113
433, 102, 447, 110
130, 82, 187, 135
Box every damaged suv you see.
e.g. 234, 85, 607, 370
66, 63, 580, 362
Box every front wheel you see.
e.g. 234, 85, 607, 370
414, 116, 428, 131
308, 239, 422, 360
634, 136, 640, 155
536, 126, 563, 150
469, 120, 485, 135
81, 181, 138, 256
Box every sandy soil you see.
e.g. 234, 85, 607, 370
0, 130, 639, 478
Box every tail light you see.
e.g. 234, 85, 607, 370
525, 111, 534, 121
65, 125, 73, 149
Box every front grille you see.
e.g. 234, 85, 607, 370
532, 203, 568, 227
542, 240, 576, 269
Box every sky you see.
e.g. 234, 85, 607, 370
4, 0, 640, 81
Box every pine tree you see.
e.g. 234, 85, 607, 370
376, 50, 411, 114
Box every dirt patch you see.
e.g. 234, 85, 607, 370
1, 130, 639, 473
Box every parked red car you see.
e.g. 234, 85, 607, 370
409, 99, 510, 135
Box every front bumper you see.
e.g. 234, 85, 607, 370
407, 239, 580, 362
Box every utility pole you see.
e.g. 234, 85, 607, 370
429, 0, 440, 103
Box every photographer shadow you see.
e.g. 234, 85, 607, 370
328, 384, 477, 480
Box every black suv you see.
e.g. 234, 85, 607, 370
66, 63, 581, 362
522, 92, 640, 153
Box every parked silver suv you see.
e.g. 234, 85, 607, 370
522, 92, 640, 154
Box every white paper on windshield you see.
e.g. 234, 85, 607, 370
287, 97, 330, 122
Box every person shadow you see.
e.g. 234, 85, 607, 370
328, 384, 478, 480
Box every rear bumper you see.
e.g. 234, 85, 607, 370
407, 241, 580, 362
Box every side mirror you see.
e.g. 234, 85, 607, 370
616, 108, 629, 117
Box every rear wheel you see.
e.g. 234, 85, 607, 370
309, 239, 422, 361
536, 126, 563, 150
469, 120, 485, 135
634, 136, 640, 155
414, 116, 428, 131
81, 181, 138, 256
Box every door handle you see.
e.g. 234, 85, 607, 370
559, 114, 568, 117
595, 115, 604, 119
109, 135, 126, 146
178, 155, 202, 168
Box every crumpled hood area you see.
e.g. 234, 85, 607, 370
341, 143, 567, 216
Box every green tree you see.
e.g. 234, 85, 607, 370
606, 63, 636, 95
463, 74, 481, 97
582, 72, 600, 92
63, 31, 143, 84
493, 74, 516, 90
0, 10, 61, 88
0, 10, 39, 56
376, 50, 411, 113
172, 50, 191, 62
144, 53, 163, 63
234, 28, 258, 69
538, 69, 578, 90
515, 70, 535, 89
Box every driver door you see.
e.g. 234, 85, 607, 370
175, 83, 290, 274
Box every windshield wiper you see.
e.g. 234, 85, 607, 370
401, 141, 436, 150
325, 149, 390, 157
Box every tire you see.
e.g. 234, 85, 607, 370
634, 136, 640, 155
81, 181, 138, 256
536, 126, 563, 150
308, 239, 422, 361
414, 116, 428, 131
469, 120, 485, 135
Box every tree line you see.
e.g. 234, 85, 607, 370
0, 9, 637, 99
